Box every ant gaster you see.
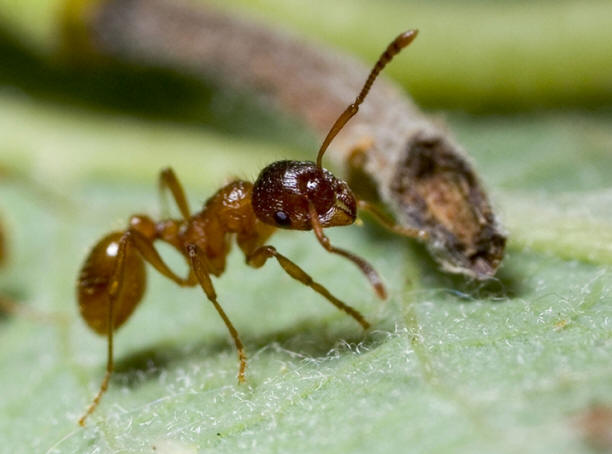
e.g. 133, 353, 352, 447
76, 30, 426, 425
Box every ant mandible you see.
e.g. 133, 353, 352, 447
76, 30, 426, 425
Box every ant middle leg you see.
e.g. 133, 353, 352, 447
158, 167, 191, 220
246, 245, 370, 330
186, 244, 247, 383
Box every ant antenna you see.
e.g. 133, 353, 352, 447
315, 29, 418, 168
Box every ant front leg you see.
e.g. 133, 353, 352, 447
246, 245, 370, 330
308, 203, 387, 300
186, 244, 247, 383
158, 167, 191, 220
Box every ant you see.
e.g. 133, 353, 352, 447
76, 30, 427, 425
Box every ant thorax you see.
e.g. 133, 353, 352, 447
252, 160, 357, 231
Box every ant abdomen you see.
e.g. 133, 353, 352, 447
77, 232, 146, 335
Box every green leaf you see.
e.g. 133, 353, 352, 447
1, 1, 612, 451
1, 84, 611, 454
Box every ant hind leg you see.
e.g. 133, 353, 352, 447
127, 229, 195, 286
78, 234, 130, 426
187, 243, 247, 383
246, 245, 370, 330
78, 230, 194, 426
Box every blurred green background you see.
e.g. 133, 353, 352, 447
0, 1, 611, 453
2, 0, 612, 111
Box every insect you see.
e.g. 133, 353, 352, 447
76, 30, 427, 425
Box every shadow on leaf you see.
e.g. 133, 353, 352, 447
362, 222, 526, 301
111, 315, 393, 388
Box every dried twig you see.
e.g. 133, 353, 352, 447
61, 0, 506, 278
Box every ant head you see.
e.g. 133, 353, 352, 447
252, 160, 356, 230
254, 30, 418, 232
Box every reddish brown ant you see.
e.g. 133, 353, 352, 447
76, 30, 426, 425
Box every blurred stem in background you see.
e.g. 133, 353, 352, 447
0, 0, 611, 112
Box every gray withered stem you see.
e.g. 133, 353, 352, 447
65, 0, 506, 279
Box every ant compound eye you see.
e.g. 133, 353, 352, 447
306, 179, 318, 191
274, 211, 291, 226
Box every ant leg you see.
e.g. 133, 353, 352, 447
78, 235, 130, 426
186, 244, 247, 383
308, 203, 387, 300
79, 231, 194, 426
246, 245, 370, 330
357, 200, 429, 240
158, 167, 191, 220
127, 229, 196, 286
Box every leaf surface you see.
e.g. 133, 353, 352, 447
0, 89, 611, 454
